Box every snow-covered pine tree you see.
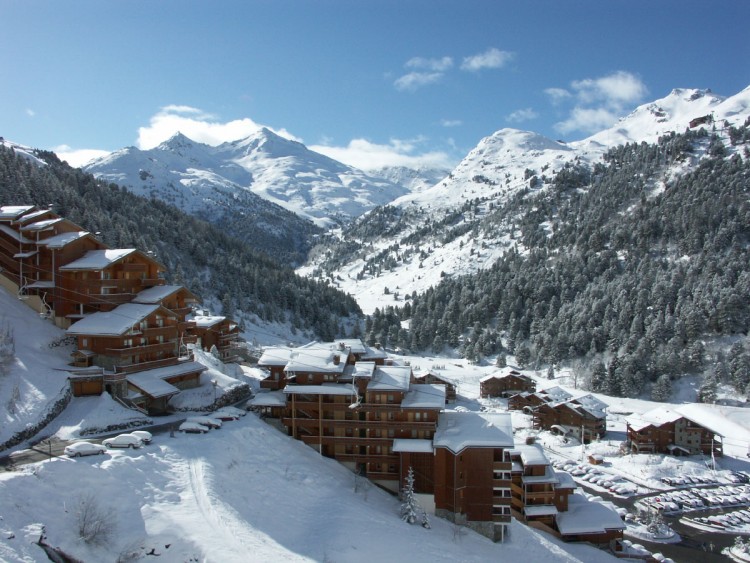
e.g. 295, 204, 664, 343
400, 466, 420, 525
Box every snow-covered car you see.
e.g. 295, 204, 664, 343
64, 441, 107, 457
216, 406, 246, 418
187, 416, 222, 429
212, 410, 241, 421
102, 433, 143, 449
180, 421, 210, 434
129, 430, 152, 444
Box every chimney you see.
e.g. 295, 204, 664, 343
333, 354, 340, 365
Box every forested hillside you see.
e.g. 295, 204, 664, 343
367, 125, 750, 399
0, 146, 362, 340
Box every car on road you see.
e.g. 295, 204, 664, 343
129, 430, 152, 444
64, 441, 107, 458
187, 416, 222, 429
179, 421, 210, 434
102, 433, 143, 449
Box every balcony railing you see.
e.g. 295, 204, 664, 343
105, 341, 177, 357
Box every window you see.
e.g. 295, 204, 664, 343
415, 412, 422, 421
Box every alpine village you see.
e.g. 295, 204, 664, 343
2, 83, 750, 563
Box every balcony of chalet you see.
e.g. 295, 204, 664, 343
105, 341, 177, 358
113, 357, 180, 374
282, 417, 436, 431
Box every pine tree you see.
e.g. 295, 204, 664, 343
400, 466, 421, 525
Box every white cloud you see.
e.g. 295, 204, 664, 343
53, 145, 111, 168
506, 108, 538, 123
394, 71, 443, 92
548, 71, 648, 136
311, 137, 454, 171
571, 71, 647, 106
554, 107, 620, 135
26, 108, 36, 117
136, 105, 300, 149
440, 119, 462, 128
460, 48, 514, 72
405, 56, 453, 72
544, 87, 572, 104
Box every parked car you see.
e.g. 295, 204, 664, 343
187, 416, 222, 429
64, 441, 107, 458
180, 421, 210, 434
129, 430, 152, 444
212, 410, 241, 421
102, 433, 143, 449
216, 406, 246, 418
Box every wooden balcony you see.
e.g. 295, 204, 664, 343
283, 417, 435, 431
492, 514, 512, 524
141, 326, 178, 337
90, 292, 134, 304
113, 357, 181, 374
120, 263, 147, 272
493, 461, 512, 471
105, 341, 177, 357
335, 453, 400, 465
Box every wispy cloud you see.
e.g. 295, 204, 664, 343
549, 71, 648, 135
136, 105, 299, 149
460, 48, 514, 72
506, 108, 538, 123
440, 119, 462, 128
26, 108, 36, 117
394, 71, 443, 92
405, 56, 453, 72
311, 137, 454, 171
53, 145, 110, 168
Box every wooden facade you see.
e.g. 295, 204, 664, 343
480, 370, 536, 398
413, 371, 457, 402
625, 409, 723, 457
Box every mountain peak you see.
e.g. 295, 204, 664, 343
158, 131, 197, 151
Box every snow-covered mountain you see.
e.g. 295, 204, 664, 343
85, 128, 409, 229
300, 86, 750, 313
366, 165, 451, 194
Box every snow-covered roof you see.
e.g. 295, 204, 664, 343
570, 394, 608, 417
134, 284, 197, 304
59, 248, 137, 270
283, 384, 357, 396
538, 386, 572, 402
368, 365, 411, 391
479, 369, 528, 383
248, 390, 287, 407
626, 405, 725, 436
555, 471, 577, 489
257, 346, 295, 367
20, 218, 63, 232
37, 230, 90, 249
192, 314, 227, 328
509, 443, 550, 467
66, 303, 161, 336
521, 465, 558, 485
413, 371, 457, 385
126, 361, 206, 399
26, 280, 54, 288
554, 494, 625, 535
13, 250, 37, 258
285, 348, 347, 374
392, 439, 434, 453
402, 384, 445, 409
433, 411, 514, 454
340, 361, 377, 382
0, 205, 35, 220
360, 345, 388, 361
524, 505, 558, 517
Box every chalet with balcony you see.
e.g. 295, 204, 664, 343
510, 443, 624, 544
133, 285, 200, 350
58, 248, 165, 319
531, 394, 607, 444
480, 370, 536, 398
508, 385, 572, 412
625, 407, 723, 457
432, 411, 515, 542
413, 370, 457, 403
126, 360, 207, 415
258, 346, 296, 390
192, 314, 241, 362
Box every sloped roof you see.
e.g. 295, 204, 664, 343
434, 411, 514, 453
368, 365, 411, 391
59, 248, 137, 270
625, 408, 684, 432
480, 369, 528, 383
402, 384, 445, 409
192, 314, 226, 328
19, 218, 62, 232
37, 231, 90, 249
66, 303, 162, 336
126, 361, 206, 399
283, 384, 357, 396
392, 439, 434, 453
509, 443, 550, 467
555, 494, 625, 535
257, 346, 295, 367
285, 348, 347, 374
0, 205, 35, 220
248, 390, 287, 407
134, 284, 198, 305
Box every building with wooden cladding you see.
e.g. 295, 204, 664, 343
432, 411, 514, 542
507, 386, 572, 412
510, 443, 624, 544
530, 394, 608, 444
413, 370, 457, 403
480, 370, 536, 398
0, 205, 239, 412
625, 407, 723, 457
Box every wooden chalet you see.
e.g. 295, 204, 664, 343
507, 386, 572, 412
126, 360, 207, 415
432, 412, 515, 542
531, 394, 608, 444
510, 444, 624, 544
480, 370, 535, 398
413, 370, 457, 403
258, 346, 296, 390
133, 285, 200, 350
192, 314, 241, 362
625, 407, 723, 457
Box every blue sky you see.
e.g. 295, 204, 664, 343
1, 0, 748, 170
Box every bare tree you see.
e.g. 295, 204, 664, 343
75, 493, 117, 545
